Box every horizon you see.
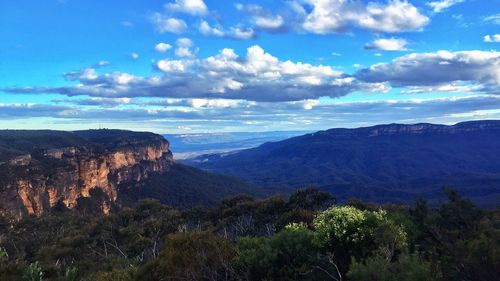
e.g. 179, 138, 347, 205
1, 118, 498, 135
1, 0, 500, 133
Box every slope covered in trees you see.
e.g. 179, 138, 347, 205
0, 188, 498, 281
117, 163, 267, 208
188, 120, 500, 206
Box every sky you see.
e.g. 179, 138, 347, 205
0, 0, 499, 133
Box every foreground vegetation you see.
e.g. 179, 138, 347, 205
0, 188, 498, 281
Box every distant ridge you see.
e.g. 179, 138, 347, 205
189, 120, 500, 207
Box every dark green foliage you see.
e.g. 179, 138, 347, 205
347, 253, 435, 281
287, 187, 335, 210
118, 163, 261, 208
409, 188, 498, 281
0, 130, 89, 160
145, 232, 237, 281
22, 262, 44, 281
237, 228, 332, 281
0, 129, 166, 164
73, 129, 166, 150
60, 267, 78, 281
0, 188, 498, 281
88, 268, 136, 281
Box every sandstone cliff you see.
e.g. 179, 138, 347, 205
0, 130, 173, 217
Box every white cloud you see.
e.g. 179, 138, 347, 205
189, 98, 244, 108
64, 68, 98, 81
235, 4, 285, 32
199, 21, 256, 40
254, 15, 284, 30
359, 0, 430, 33
484, 34, 500, 43
157, 59, 192, 73
152, 14, 187, 33
302, 0, 429, 34
175, 38, 196, 58
199, 21, 225, 37
484, 13, 500, 25
400, 83, 483, 94
130, 52, 140, 60
7, 45, 389, 102
356, 50, 500, 87
175, 48, 195, 58
10, 48, 500, 107
427, 0, 465, 13
165, 0, 208, 16
364, 38, 408, 51
228, 26, 256, 40
95, 60, 110, 67
6, 95, 500, 133
155, 42, 172, 52
177, 38, 194, 48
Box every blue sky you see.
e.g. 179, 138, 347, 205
0, 0, 499, 133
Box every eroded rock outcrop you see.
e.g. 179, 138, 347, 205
0, 130, 173, 217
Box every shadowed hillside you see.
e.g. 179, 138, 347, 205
188, 120, 500, 206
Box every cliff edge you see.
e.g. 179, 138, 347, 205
0, 129, 173, 216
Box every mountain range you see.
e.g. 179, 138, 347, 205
188, 120, 500, 207
2, 120, 499, 217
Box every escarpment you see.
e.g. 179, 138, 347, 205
0, 130, 173, 217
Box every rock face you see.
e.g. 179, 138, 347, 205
0, 130, 173, 217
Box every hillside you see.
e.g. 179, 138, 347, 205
118, 163, 263, 208
0, 129, 260, 216
188, 120, 500, 206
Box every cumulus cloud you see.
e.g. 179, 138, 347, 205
8, 47, 500, 111
165, 0, 208, 16
484, 34, 500, 43
235, 4, 286, 32
254, 15, 285, 30
4, 45, 388, 102
364, 38, 408, 51
197, 1, 428, 39
174, 38, 197, 58
152, 14, 187, 33
301, 0, 429, 34
229, 26, 256, 40
199, 21, 225, 37
64, 68, 99, 81
427, 0, 465, 13
155, 42, 173, 52
130, 52, 140, 60
356, 50, 500, 89
199, 21, 256, 40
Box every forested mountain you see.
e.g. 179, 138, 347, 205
0, 127, 499, 281
118, 163, 265, 208
189, 120, 500, 206
0, 188, 498, 281
0, 130, 259, 216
